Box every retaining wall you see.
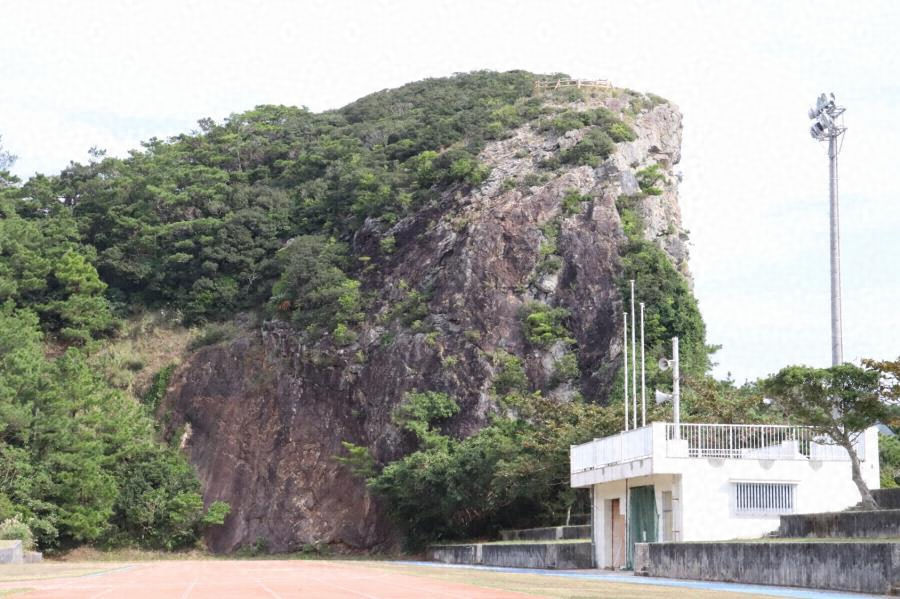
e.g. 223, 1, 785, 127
427, 544, 480, 564
633, 541, 900, 595
499, 525, 590, 541
0, 540, 23, 565
778, 509, 900, 538
874, 489, 900, 510
428, 541, 592, 569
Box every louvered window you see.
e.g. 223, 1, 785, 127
734, 482, 795, 514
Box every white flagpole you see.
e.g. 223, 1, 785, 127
640, 302, 646, 427
623, 312, 629, 431
673, 336, 680, 436
630, 280, 637, 429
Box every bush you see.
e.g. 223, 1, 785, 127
143, 364, 176, 413
636, 163, 664, 195
333, 323, 358, 346
359, 391, 619, 548
561, 129, 615, 167
189, 322, 238, 350
492, 351, 529, 396
561, 190, 591, 216
520, 302, 573, 347
552, 353, 580, 386
880, 433, 900, 488
0, 515, 35, 550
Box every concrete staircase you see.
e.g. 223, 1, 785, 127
427, 520, 593, 569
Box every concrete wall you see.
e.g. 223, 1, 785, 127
482, 542, 592, 569
779, 509, 900, 538
874, 489, 900, 509
429, 542, 592, 569
427, 544, 480, 564
633, 541, 900, 595
0, 540, 23, 564
500, 526, 590, 541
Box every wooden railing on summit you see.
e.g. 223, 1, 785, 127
535, 78, 612, 91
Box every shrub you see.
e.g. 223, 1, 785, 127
561, 129, 615, 167
880, 433, 900, 488
561, 190, 591, 216
379, 235, 396, 254
189, 322, 238, 350
607, 122, 637, 143
552, 353, 580, 386
616, 194, 646, 239
0, 515, 35, 550
492, 350, 529, 396
333, 323, 357, 346
143, 364, 176, 413
520, 302, 573, 347
636, 163, 664, 195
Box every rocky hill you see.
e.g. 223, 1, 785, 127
160, 82, 699, 552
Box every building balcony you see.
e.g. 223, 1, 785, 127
570, 422, 865, 488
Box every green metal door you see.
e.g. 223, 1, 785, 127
626, 485, 658, 569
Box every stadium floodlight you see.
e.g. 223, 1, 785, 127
807, 92, 847, 366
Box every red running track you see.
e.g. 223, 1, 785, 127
0, 560, 538, 598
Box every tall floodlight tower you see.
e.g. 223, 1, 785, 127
808, 93, 847, 366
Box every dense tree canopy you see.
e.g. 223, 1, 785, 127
0, 303, 227, 549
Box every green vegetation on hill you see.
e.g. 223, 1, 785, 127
342, 389, 621, 548
0, 71, 704, 551
0, 304, 228, 550
2, 72, 551, 327
615, 193, 710, 391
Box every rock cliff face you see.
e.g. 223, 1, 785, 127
162, 92, 689, 553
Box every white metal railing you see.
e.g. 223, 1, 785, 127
570, 425, 653, 473
665, 423, 860, 462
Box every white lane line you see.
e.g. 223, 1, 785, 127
180, 577, 198, 599
257, 578, 284, 599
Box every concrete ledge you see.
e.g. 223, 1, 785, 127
874, 489, 900, 510
428, 541, 592, 569
634, 541, 900, 594
499, 525, 590, 541
778, 509, 900, 538
23, 550, 43, 563
0, 540, 23, 564
427, 544, 480, 564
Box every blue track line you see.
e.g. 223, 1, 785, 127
392, 561, 881, 599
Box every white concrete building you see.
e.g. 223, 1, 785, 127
570, 422, 880, 569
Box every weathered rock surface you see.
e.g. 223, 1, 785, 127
163, 93, 689, 553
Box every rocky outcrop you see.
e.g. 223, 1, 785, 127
163, 92, 689, 553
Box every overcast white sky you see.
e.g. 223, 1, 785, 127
2, 0, 898, 381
